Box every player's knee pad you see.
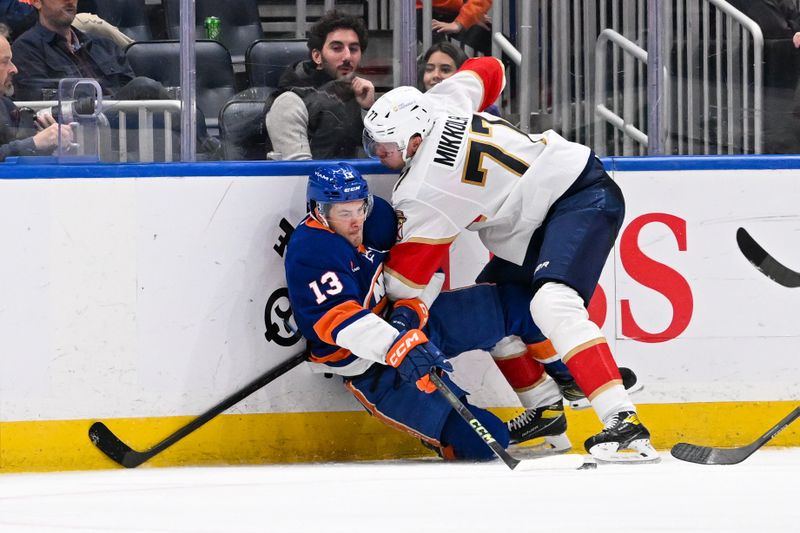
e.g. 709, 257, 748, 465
532, 285, 622, 407
530, 282, 602, 356
441, 403, 510, 461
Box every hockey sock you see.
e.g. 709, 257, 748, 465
440, 402, 510, 461
490, 337, 559, 407
531, 282, 634, 420
564, 341, 634, 421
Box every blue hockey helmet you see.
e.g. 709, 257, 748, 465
306, 162, 373, 221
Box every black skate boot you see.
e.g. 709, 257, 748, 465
506, 400, 571, 451
564, 367, 643, 410
584, 411, 660, 463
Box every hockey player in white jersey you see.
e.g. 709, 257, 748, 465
362, 56, 659, 463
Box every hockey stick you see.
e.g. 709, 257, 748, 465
671, 406, 800, 465
428, 371, 594, 471
736, 227, 800, 288
89, 350, 308, 468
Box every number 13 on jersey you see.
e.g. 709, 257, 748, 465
309, 272, 343, 304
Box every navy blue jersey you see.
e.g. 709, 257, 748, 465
285, 196, 401, 376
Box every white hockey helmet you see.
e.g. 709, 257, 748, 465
362, 86, 433, 162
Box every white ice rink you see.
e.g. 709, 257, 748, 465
1, 448, 797, 532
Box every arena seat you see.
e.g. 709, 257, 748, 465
126, 40, 237, 131
163, 0, 263, 65
245, 39, 308, 88
219, 96, 272, 160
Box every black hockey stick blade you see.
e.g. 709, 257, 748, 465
428, 371, 594, 471
671, 406, 800, 465
89, 421, 149, 468
89, 350, 308, 468
736, 227, 800, 288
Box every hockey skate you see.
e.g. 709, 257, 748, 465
506, 400, 571, 452
561, 367, 643, 410
584, 411, 660, 463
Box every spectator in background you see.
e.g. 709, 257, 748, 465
12, 0, 150, 100
12, 0, 220, 158
1, 0, 131, 44
264, 10, 375, 160
420, 41, 499, 116
420, 40, 467, 91
0, 30, 73, 160
417, 0, 493, 56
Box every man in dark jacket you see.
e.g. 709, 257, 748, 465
264, 10, 375, 160
11, 0, 220, 159
11, 0, 162, 101
0, 32, 72, 161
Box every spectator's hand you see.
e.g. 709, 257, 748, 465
352, 76, 375, 109
33, 123, 73, 151
793, 32, 800, 48
34, 111, 56, 130
432, 19, 463, 34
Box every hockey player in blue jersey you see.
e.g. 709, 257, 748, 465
285, 162, 574, 460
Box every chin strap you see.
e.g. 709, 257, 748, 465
311, 209, 330, 228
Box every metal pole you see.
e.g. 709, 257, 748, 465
422, 0, 432, 56
646, 0, 664, 155
180, 0, 196, 161
519, 0, 532, 132
491, 0, 502, 58
296, 0, 307, 39
396, 0, 417, 86
392, 0, 400, 86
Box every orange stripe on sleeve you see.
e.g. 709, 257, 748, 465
313, 301, 367, 345
309, 346, 352, 364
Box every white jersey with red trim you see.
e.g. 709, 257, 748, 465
384, 58, 592, 300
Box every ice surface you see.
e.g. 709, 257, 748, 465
1, 448, 798, 532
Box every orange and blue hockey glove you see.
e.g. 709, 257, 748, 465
385, 329, 452, 393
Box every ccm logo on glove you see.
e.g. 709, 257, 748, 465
386, 330, 428, 367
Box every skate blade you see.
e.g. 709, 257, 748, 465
588, 439, 661, 464
569, 382, 645, 410
513, 433, 572, 455
514, 454, 596, 472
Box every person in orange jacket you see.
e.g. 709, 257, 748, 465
416, 0, 492, 55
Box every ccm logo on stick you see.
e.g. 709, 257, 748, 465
469, 419, 497, 444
